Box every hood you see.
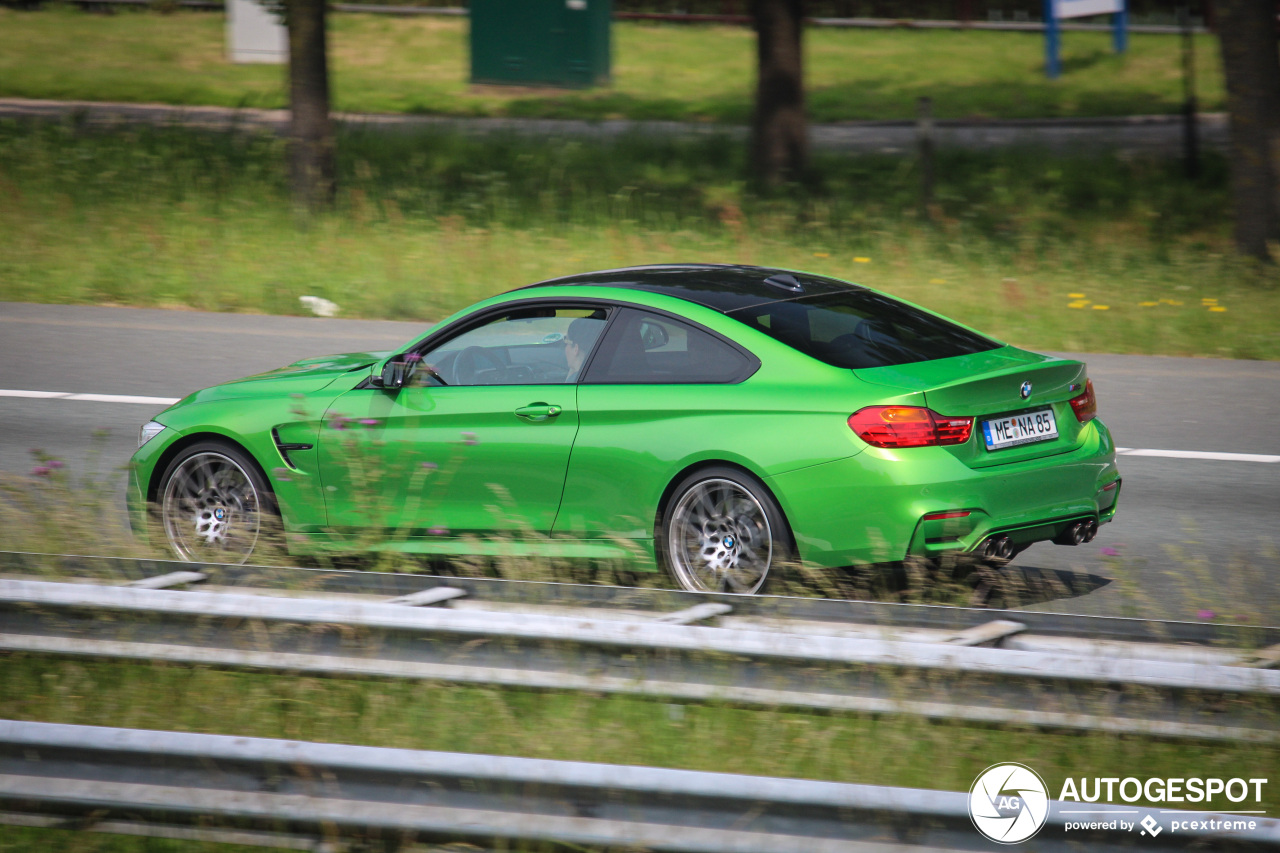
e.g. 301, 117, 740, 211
180, 351, 390, 403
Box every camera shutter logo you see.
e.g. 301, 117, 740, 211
969, 763, 1050, 844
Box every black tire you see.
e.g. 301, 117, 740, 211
156, 440, 276, 564
658, 465, 792, 594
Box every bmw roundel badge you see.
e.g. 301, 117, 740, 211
1020, 381, 1033, 399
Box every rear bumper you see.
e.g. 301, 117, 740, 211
768, 418, 1120, 568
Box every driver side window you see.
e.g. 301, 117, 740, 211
416, 306, 608, 387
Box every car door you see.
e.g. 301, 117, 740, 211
316, 304, 609, 537
553, 307, 760, 540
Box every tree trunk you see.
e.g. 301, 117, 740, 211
286, 0, 335, 213
1215, 0, 1280, 260
750, 0, 807, 186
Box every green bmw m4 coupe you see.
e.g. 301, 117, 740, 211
129, 264, 1120, 593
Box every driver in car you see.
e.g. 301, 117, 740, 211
563, 317, 603, 383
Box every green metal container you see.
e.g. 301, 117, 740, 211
470, 0, 611, 89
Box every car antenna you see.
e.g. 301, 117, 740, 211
763, 273, 804, 294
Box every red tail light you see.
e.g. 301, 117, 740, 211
848, 406, 974, 448
1069, 379, 1097, 424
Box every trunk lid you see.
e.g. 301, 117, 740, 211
855, 346, 1089, 468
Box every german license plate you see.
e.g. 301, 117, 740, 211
982, 408, 1058, 450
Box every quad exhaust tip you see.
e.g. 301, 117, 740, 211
980, 535, 1014, 562
1056, 519, 1099, 546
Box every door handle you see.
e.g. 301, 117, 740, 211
515, 403, 563, 421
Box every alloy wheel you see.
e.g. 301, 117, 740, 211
666, 477, 773, 594
160, 450, 262, 563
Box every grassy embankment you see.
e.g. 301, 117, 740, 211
0, 118, 1276, 358
1, 653, 1275, 853
0, 6, 1225, 121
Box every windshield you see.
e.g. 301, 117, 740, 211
726, 291, 1000, 369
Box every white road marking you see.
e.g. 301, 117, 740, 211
0, 389, 179, 406
1, 390, 1277, 463
1114, 448, 1280, 463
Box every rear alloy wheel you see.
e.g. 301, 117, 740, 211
661, 467, 791, 594
158, 442, 273, 564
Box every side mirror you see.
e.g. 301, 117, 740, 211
379, 357, 409, 390
639, 320, 670, 351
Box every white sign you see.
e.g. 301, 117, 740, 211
227, 0, 286, 64
1054, 0, 1124, 19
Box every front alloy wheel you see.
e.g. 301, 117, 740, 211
662, 469, 789, 594
159, 443, 269, 563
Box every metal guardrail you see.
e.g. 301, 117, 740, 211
7, 549, 1276, 647
2, 560, 1277, 742
1, 720, 1276, 852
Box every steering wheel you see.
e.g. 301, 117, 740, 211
453, 346, 505, 386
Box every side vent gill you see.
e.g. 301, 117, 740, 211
272, 427, 313, 470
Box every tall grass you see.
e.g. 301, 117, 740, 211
1, 119, 1275, 358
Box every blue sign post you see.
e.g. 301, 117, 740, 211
1044, 0, 1128, 78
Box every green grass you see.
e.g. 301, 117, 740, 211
2, 657, 1276, 804
1, 119, 1276, 359
0, 5, 1225, 121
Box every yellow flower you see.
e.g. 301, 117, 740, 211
1067, 302, 1088, 309
813, 252, 830, 258
1201, 297, 1218, 303
1092, 305, 1110, 310
929, 278, 947, 284
1139, 301, 1159, 307
1160, 299, 1184, 306
1068, 292, 1087, 299
854, 257, 871, 263
1209, 306, 1227, 312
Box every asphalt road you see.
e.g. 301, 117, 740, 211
1, 301, 1276, 623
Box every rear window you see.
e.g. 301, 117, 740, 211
727, 291, 999, 369
584, 308, 757, 384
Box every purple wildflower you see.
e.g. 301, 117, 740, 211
48, 460, 64, 469
1196, 610, 1216, 621
1100, 547, 1119, 557
31, 466, 51, 476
